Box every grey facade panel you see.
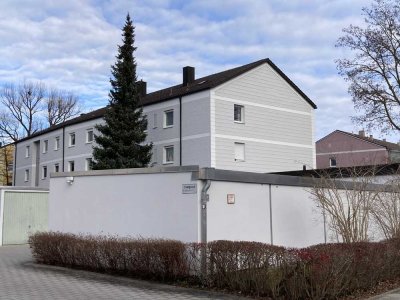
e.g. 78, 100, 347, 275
14, 94, 212, 188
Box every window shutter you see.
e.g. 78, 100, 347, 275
234, 143, 245, 161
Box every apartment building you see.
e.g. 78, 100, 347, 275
316, 130, 400, 168
13, 58, 317, 188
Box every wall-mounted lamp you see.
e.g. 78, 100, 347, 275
66, 176, 74, 185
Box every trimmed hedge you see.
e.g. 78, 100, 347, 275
29, 232, 400, 299
29, 232, 189, 281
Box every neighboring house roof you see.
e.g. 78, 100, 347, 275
16, 58, 317, 144
317, 130, 400, 152
272, 163, 400, 178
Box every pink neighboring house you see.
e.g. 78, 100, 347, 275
316, 130, 400, 169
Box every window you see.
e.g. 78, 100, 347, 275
234, 104, 244, 123
55, 136, 60, 150
69, 133, 76, 147
43, 140, 48, 153
234, 142, 245, 161
25, 146, 30, 158
164, 110, 174, 128
68, 161, 75, 172
85, 158, 92, 171
163, 146, 174, 164
86, 129, 94, 143
42, 166, 47, 179
153, 113, 158, 128
54, 163, 59, 173
24, 169, 29, 182
330, 157, 337, 168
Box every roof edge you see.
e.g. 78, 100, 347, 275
266, 59, 317, 109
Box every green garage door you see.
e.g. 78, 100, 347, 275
2, 191, 48, 245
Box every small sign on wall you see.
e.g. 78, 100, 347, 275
182, 184, 197, 194
227, 194, 235, 204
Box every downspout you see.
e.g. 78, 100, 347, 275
12, 143, 17, 186
200, 179, 211, 276
200, 179, 211, 243
179, 96, 182, 166
62, 126, 65, 172
269, 184, 273, 245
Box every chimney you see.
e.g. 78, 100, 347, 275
183, 66, 195, 86
369, 135, 373, 139
137, 80, 147, 97
359, 130, 365, 137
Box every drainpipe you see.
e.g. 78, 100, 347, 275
200, 179, 211, 276
200, 179, 211, 243
62, 126, 65, 172
269, 184, 273, 245
179, 96, 182, 166
12, 143, 17, 186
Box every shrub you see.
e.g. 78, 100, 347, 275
205, 240, 286, 298
29, 232, 400, 299
29, 232, 190, 281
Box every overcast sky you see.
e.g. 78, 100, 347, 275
0, 0, 393, 141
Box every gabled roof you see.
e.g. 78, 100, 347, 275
317, 130, 400, 152
16, 58, 317, 143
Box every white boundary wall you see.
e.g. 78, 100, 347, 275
49, 167, 388, 248
49, 169, 200, 242
207, 182, 325, 247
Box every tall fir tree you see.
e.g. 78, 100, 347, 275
92, 14, 152, 170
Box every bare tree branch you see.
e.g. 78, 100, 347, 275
0, 81, 81, 142
46, 89, 80, 126
336, 0, 400, 133
309, 166, 381, 243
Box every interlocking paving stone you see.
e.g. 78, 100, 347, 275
0, 245, 247, 300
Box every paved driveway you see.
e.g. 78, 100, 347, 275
0, 245, 245, 300
369, 288, 400, 299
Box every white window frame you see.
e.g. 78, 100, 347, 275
234, 142, 245, 162
25, 146, 30, 158
85, 158, 92, 171
55, 136, 60, 150
43, 140, 48, 153
163, 110, 174, 128
54, 163, 59, 173
24, 169, 29, 182
42, 166, 47, 179
234, 104, 244, 123
163, 145, 174, 164
69, 133, 76, 147
329, 157, 337, 168
86, 128, 94, 143
68, 161, 75, 172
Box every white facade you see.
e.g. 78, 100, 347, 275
211, 63, 314, 172
14, 60, 316, 188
